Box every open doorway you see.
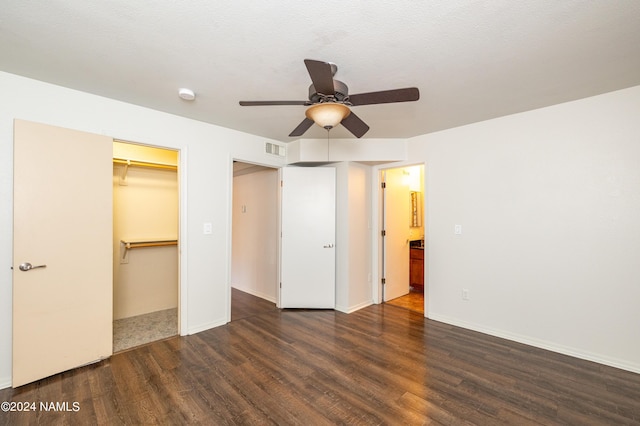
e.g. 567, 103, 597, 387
230, 161, 280, 321
380, 164, 425, 314
112, 141, 180, 351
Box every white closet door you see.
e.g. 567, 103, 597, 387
280, 167, 336, 309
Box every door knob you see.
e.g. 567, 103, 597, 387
19, 262, 47, 272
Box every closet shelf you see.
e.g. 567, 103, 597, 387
121, 239, 178, 260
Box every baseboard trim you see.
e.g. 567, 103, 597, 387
187, 318, 228, 335
231, 286, 277, 304
335, 300, 374, 314
0, 376, 11, 390
428, 313, 640, 375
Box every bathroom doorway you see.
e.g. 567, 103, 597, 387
380, 164, 425, 314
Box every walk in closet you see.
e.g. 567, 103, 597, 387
112, 142, 179, 351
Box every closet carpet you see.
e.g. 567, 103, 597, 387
113, 308, 178, 352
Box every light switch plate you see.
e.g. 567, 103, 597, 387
203, 222, 213, 235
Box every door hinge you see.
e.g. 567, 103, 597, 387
381, 229, 386, 237
279, 282, 282, 288
381, 278, 386, 285
381, 182, 386, 189
281, 180, 283, 187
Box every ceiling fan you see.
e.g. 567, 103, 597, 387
239, 59, 420, 138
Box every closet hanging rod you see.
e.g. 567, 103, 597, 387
113, 157, 177, 171
123, 240, 178, 248
121, 239, 178, 260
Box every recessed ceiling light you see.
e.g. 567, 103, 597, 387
178, 88, 195, 101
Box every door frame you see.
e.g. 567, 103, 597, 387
371, 162, 428, 317
113, 139, 186, 336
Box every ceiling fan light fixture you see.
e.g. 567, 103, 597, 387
305, 103, 350, 130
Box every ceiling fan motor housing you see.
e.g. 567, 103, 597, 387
308, 80, 349, 103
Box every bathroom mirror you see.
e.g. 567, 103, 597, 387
410, 191, 422, 227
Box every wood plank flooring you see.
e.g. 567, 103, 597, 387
2, 291, 640, 425
386, 288, 424, 314
231, 287, 278, 322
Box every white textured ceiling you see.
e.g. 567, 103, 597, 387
1, 1, 640, 142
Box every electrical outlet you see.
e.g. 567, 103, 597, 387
462, 288, 470, 300
455, 224, 462, 235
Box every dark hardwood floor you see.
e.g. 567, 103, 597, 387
231, 287, 278, 322
2, 291, 640, 425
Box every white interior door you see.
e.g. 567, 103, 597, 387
280, 167, 335, 308
382, 168, 411, 301
13, 119, 113, 387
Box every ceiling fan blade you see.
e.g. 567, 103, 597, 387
348, 87, 420, 106
304, 59, 335, 96
289, 117, 315, 137
239, 100, 308, 106
341, 111, 370, 138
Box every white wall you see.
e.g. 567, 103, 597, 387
335, 162, 373, 313
288, 138, 406, 163
405, 85, 640, 373
0, 71, 286, 388
231, 168, 278, 302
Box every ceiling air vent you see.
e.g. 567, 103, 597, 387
265, 142, 286, 157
